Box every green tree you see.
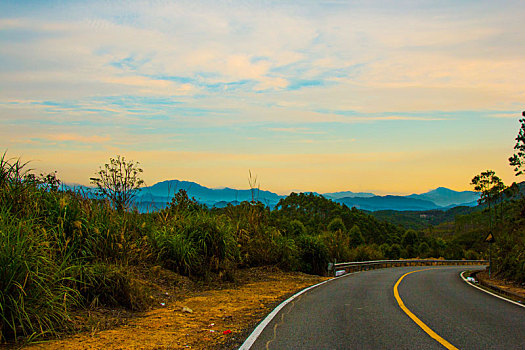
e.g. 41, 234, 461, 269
379, 243, 390, 258
508, 115, 525, 176
401, 229, 418, 258
471, 170, 505, 228
348, 224, 364, 248
389, 244, 402, 259
401, 229, 418, 247
327, 217, 346, 233
168, 189, 203, 215
288, 219, 307, 236
418, 242, 430, 258
90, 155, 144, 212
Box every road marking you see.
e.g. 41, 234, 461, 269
460, 271, 525, 308
265, 295, 302, 350
394, 269, 458, 350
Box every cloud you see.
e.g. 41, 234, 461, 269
489, 112, 522, 119
1, 0, 523, 193
266, 127, 325, 134
45, 133, 110, 143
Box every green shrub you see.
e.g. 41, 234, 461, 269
296, 235, 329, 275
418, 242, 430, 258
349, 244, 383, 262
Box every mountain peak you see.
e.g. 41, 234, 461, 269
408, 187, 479, 207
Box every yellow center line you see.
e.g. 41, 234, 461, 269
393, 269, 458, 350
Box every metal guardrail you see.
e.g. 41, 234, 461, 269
329, 259, 488, 277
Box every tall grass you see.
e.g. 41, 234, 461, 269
0, 209, 78, 342
149, 212, 238, 277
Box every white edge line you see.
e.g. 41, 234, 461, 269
238, 273, 351, 349
460, 271, 525, 308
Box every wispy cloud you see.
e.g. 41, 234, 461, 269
266, 127, 325, 134
45, 133, 110, 143
488, 112, 522, 119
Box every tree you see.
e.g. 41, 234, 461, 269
389, 244, 402, 259
168, 189, 203, 215
288, 219, 307, 236
401, 229, 418, 247
327, 217, 346, 233
90, 155, 144, 211
508, 113, 525, 176
348, 224, 364, 248
471, 170, 505, 227
418, 242, 430, 258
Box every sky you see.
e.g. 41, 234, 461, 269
1, 0, 524, 195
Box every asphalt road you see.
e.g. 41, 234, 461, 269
247, 266, 525, 349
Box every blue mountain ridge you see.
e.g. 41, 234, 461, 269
407, 187, 480, 207
130, 180, 480, 212
62, 180, 480, 212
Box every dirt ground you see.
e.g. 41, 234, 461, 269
22, 267, 328, 350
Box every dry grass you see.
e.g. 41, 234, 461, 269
22, 267, 328, 350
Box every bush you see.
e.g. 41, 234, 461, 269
349, 244, 383, 262
150, 227, 199, 275
273, 235, 299, 270
296, 235, 329, 275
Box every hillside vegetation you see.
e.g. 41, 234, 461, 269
370, 206, 480, 231
422, 184, 525, 284
0, 153, 478, 344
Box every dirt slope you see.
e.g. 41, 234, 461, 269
23, 267, 328, 350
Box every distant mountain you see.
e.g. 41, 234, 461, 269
334, 195, 441, 211
136, 180, 283, 210
408, 187, 479, 207
323, 191, 376, 199
75, 179, 482, 212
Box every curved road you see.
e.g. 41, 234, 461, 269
246, 266, 525, 349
